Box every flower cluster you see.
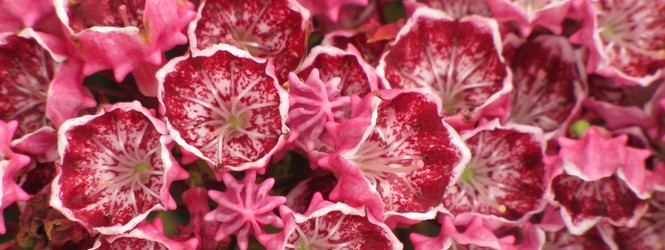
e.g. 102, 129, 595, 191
1, 0, 664, 249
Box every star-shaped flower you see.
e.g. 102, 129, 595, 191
205, 171, 286, 250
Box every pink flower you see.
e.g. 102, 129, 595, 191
204, 171, 286, 250
51, 101, 188, 234
0, 120, 31, 234
158, 44, 289, 173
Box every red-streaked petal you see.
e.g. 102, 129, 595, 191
90, 218, 198, 250
505, 34, 586, 140
0, 35, 54, 138
335, 89, 470, 223
377, 8, 511, 127
549, 173, 649, 235
263, 194, 402, 250
573, 0, 665, 86
442, 121, 546, 222
298, 45, 379, 97
51, 101, 187, 235
543, 227, 613, 250
285, 172, 338, 214
189, 0, 310, 82
158, 44, 289, 173
608, 192, 665, 249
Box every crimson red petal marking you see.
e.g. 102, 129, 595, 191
158, 44, 288, 172
442, 121, 546, 222
550, 173, 649, 235
544, 227, 612, 250
0, 35, 54, 139
268, 194, 402, 250
190, 0, 309, 82
338, 89, 470, 222
298, 46, 379, 97
377, 8, 511, 124
505, 35, 586, 139
51, 102, 185, 235
609, 192, 665, 249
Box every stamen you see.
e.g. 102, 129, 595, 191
118, 5, 131, 27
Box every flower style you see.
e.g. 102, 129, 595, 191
377, 8, 511, 127
158, 44, 289, 173
260, 193, 402, 250
189, 0, 310, 82
441, 120, 547, 222
204, 171, 285, 250
321, 89, 470, 223
51, 101, 188, 234
90, 218, 198, 250
0, 120, 31, 234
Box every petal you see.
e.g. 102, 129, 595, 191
505, 34, 587, 140
189, 0, 310, 82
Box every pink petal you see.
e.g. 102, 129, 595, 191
158, 44, 288, 173
488, 0, 572, 36
0, 120, 31, 234
377, 8, 512, 128
0, 0, 53, 33
558, 126, 628, 181
51, 101, 187, 234
189, 0, 310, 82
54, 0, 196, 81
